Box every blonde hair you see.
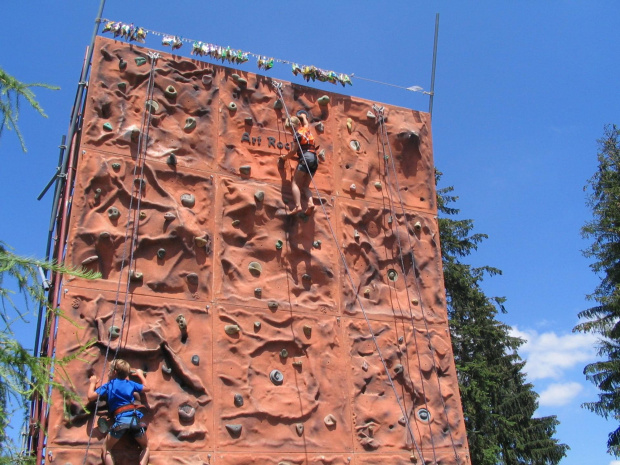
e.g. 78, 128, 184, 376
285, 116, 300, 129
111, 359, 131, 378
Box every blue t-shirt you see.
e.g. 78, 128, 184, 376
96, 378, 143, 419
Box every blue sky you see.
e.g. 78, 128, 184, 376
1, 1, 619, 463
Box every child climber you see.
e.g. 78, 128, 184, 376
88, 359, 150, 465
280, 112, 318, 215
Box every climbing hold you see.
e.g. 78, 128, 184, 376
111, 162, 121, 171
81, 255, 98, 265
254, 190, 265, 203
225, 424, 242, 438
97, 417, 110, 434
108, 207, 120, 220
414, 221, 422, 230
387, 269, 398, 281
273, 99, 283, 109
129, 270, 143, 281
268, 301, 278, 311
318, 149, 326, 162
350, 140, 361, 151
292, 360, 302, 368
117, 82, 127, 92
191, 355, 200, 365
99, 231, 111, 240
186, 273, 199, 284
398, 416, 407, 426
228, 102, 237, 111
166, 153, 177, 166
234, 394, 244, 407
313, 240, 322, 248
275, 240, 283, 250
388, 215, 393, 224
108, 326, 121, 340
318, 95, 330, 106
139, 211, 146, 219
94, 188, 102, 201
417, 408, 431, 423
324, 414, 337, 427
135, 57, 147, 66
176, 314, 188, 331
367, 111, 376, 119
410, 453, 418, 463
347, 118, 353, 133
103, 122, 113, 132
364, 288, 371, 298
354, 230, 360, 240
161, 363, 172, 375
254, 288, 262, 298
253, 321, 261, 331
295, 423, 304, 436
280, 349, 288, 358
164, 85, 177, 98
184, 117, 197, 131
303, 325, 312, 338
248, 262, 262, 276
181, 193, 195, 208
119, 59, 127, 71
134, 178, 146, 190
164, 212, 176, 221
232, 219, 241, 227
394, 364, 404, 376
195, 237, 208, 248
349, 184, 357, 192
244, 116, 253, 125
302, 273, 311, 282
362, 360, 369, 372
315, 122, 325, 133
225, 324, 241, 335
236, 77, 248, 87
231, 73, 240, 81
239, 165, 251, 176
178, 404, 196, 422
374, 181, 382, 189
270, 369, 284, 385
202, 75, 212, 86
145, 99, 159, 112
411, 298, 419, 306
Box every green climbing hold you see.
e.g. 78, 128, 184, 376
239, 165, 251, 176
194, 237, 208, 248
275, 240, 283, 250
135, 57, 147, 66
111, 162, 121, 170
374, 181, 382, 189
273, 99, 283, 110
184, 117, 196, 131
118, 59, 127, 71
164, 85, 177, 98
303, 325, 312, 338
167, 153, 177, 166
254, 191, 265, 202
248, 262, 262, 276
231, 73, 240, 81
117, 82, 127, 92
318, 95, 330, 106
280, 349, 288, 358
225, 324, 241, 335
236, 77, 247, 87
103, 122, 113, 132
387, 269, 398, 281
109, 326, 121, 339
181, 193, 195, 208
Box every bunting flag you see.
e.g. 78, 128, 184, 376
101, 19, 354, 87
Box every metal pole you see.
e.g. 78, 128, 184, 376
429, 13, 439, 117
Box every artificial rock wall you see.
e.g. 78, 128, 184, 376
46, 36, 470, 465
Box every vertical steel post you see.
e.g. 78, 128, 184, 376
429, 13, 439, 117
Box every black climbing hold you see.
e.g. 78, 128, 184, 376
191, 355, 200, 365
234, 394, 244, 407
254, 288, 262, 298
239, 165, 251, 176
108, 207, 120, 220
303, 325, 312, 338
254, 321, 261, 331
226, 424, 242, 437
167, 153, 177, 166
181, 193, 195, 208
268, 301, 278, 311
387, 269, 398, 281
255, 191, 265, 202
280, 349, 288, 358
295, 423, 304, 436
157, 248, 166, 259
178, 404, 195, 422
119, 59, 127, 71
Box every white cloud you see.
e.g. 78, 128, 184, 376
510, 327, 598, 380
609, 461, 620, 465
538, 382, 583, 407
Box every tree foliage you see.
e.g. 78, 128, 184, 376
574, 124, 620, 456
438, 173, 568, 464
0, 66, 58, 152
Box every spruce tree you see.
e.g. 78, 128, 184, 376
437, 173, 568, 464
574, 124, 620, 456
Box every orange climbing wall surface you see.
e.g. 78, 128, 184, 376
47, 36, 470, 465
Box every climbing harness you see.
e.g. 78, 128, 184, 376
81, 51, 159, 465
375, 104, 460, 462
272, 81, 425, 461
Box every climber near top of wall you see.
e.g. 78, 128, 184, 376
279, 111, 318, 216
88, 359, 150, 465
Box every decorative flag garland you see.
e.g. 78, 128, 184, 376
100, 19, 429, 94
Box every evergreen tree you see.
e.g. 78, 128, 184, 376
437, 173, 568, 464
574, 124, 620, 456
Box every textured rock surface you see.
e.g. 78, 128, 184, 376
47, 36, 470, 464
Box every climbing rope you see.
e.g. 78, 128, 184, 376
272, 81, 425, 461
376, 106, 460, 462
81, 51, 160, 465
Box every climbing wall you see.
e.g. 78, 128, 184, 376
46, 36, 470, 465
